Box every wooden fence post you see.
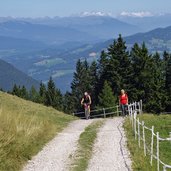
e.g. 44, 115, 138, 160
133, 102, 135, 112
140, 100, 143, 114
142, 121, 146, 156
134, 111, 137, 140
103, 108, 106, 118
156, 132, 160, 171
131, 107, 134, 129
138, 102, 141, 114
138, 118, 141, 147
150, 126, 154, 166
117, 105, 119, 116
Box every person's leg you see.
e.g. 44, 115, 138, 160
123, 105, 127, 116
124, 105, 128, 116
87, 105, 90, 119
85, 108, 88, 119
120, 104, 125, 116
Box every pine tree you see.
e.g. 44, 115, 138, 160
63, 91, 74, 113
98, 81, 116, 108
129, 43, 152, 103
146, 52, 165, 113
107, 34, 131, 94
54, 88, 63, 110
45, 77, 56, 106
165, 55, 171, 111
39, 81, 46, 104
98, 35, 131, 96
21, 85, 28, 99
29, 86, 39, 102
97, 50, 110, 97
12, 84, 19, 96
71, 59, 91, 111
89, 61, 98, 107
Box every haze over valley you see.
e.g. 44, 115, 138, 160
0, 13, 171, 92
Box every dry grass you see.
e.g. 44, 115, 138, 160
0, 91, 75, 171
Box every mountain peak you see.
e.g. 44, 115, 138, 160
120, 11, 154, 18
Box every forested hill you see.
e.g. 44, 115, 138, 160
125, 25, 171, 44
0, 59, 39, 91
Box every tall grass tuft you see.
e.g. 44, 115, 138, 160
0, 91, 75, 171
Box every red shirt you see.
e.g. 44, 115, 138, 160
119, 94, 128, 105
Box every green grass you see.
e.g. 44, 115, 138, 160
0, 91, 75, 171
124, 114, 171, 171
71, 120, 104, 171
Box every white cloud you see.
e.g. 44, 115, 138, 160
80, 11, 112, 17
120, 11, 154, 17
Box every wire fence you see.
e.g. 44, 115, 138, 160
73, 105, 122, 119
128, 101, 171, 171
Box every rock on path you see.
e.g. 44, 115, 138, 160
22, 119, 93, 171
87, 118, 132, 171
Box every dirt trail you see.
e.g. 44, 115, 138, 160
22, 119, 93, 171
87, 118, 132, 171
22, 117, 132, 171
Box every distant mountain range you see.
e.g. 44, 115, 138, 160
25, 16, 141, 39
0, 59, 39, 91
0, 35, 45, 51
0, 16, 141, 43
1, 15, 171, 92
118, 13, 171, 31
0, 21, 99, 45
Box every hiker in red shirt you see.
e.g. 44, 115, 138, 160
119, 89, 128, 116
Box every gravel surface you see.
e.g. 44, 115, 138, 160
22, 118, 132, 171
22, 119, 93, 171
87, 118, 132, 171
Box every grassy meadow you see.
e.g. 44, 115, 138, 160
124, 114, 171, 171
0, 91, 75, 171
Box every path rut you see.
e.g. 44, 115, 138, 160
87, 118, 132, 171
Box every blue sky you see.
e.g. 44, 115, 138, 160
0, 0, 171, 18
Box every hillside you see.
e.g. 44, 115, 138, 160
0, 21, 99, 45
27, 16, 140, 39
0, 91, 75, 171
3, 25, 171, 92
0, 59, 40, 91
0, 36, 46, 50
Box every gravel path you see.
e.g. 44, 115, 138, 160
87, 117, 132, 171
22, 119, 93, 171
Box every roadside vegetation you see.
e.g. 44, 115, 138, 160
0, 91, 75, 171
124, 114, 171, 171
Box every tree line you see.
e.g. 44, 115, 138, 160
8, 35, 171, 114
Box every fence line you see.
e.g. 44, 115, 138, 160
73, 105, 122, 118
73, 100, 143, 119
128, 101, 171, 171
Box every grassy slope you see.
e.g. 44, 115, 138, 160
71, 120, 104, 171
0, 91, 75, 171
124, 114, 171, 171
